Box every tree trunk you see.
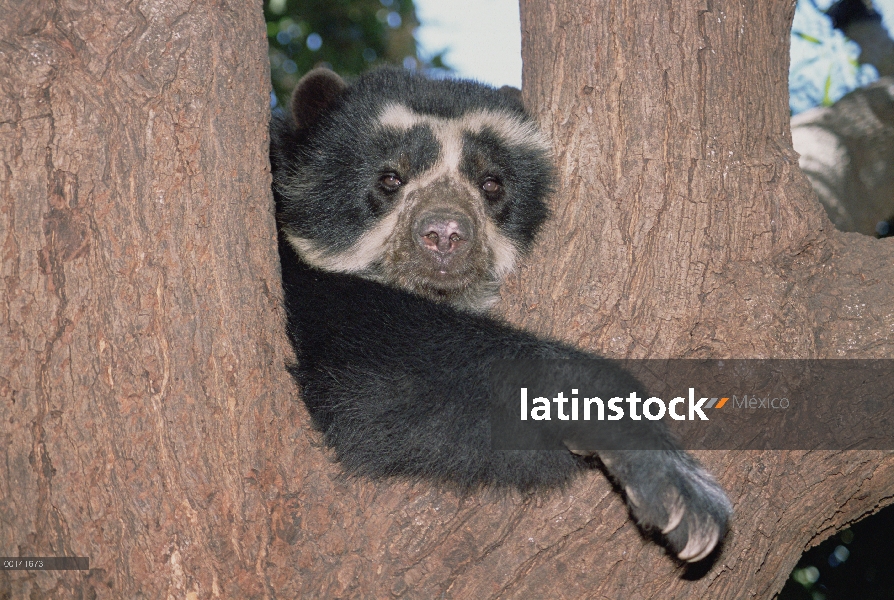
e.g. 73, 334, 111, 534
0, 1, 298, 597
503, 0, 894, 597
2, 1, 892, 599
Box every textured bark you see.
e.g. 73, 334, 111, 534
499, 0, 894, 597
0, 0, 298, 597
1, 1, 893, 599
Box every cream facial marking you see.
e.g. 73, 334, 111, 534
376, 104, 526, 284
286, 199, 404, 274
377, 103, 551, 168
289, 103, 534, 299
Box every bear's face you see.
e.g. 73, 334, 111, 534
272, 68, 554, 311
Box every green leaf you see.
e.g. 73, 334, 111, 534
822, 69, 834, 106
792, 31, 822, 44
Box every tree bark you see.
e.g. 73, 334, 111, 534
502, 0, 894, 597
0, 0, 299, 597
1, 1, 893, 599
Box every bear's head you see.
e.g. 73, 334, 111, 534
271, 67, 554, 311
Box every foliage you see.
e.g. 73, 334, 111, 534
790, 0, 880, 114
265, 0, 449, 107
778, 504, 894, 600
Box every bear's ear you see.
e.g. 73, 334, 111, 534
497, 85, 523, 109
290, 68, 347, 131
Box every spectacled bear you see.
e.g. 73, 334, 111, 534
271, 67, 732, 563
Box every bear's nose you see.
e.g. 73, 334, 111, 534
415, 209, 474, 257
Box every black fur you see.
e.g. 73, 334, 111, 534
272, 67, 732, 563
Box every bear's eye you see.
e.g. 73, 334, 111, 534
481, 177, 503, 196
379, 173, 403, 192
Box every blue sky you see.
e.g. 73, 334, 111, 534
414, 0, 522, 87
414, 0, 894, 113
790, 0, 892, 112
